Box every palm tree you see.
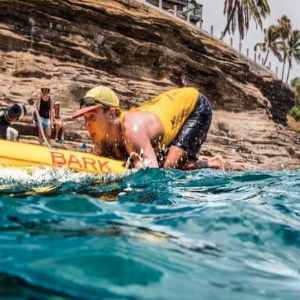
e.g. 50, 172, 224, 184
222, 0, 270, 40
275, 16, 292, 81
277, 15, 292, 40
285, 30, 300, 83
254, 25, 281, 66
291, 77, 300, 89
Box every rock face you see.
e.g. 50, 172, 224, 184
0, 0, 299, 170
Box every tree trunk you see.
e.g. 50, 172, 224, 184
263, 50, 270, 66
222, 0, 239, 39
281, 55, 286, 81
286, 61, 291, 84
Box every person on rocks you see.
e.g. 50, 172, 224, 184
72, 85, 225, 171
51, 102, 66, 143
174, 70, 187, 88
34, 83, 54, 145
0, 103, 27, 141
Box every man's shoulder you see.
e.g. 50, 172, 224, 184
123, 110, 152, 126
122, 111, 154, 138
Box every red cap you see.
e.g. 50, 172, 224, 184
72, 104, 102, 119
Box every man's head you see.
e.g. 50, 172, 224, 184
72, 86, 120, 144
41, 83, 50, 94
72, 86, 119, 119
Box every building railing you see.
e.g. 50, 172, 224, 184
135, 0, 278, 79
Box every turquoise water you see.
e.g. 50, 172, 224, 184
0, 167, 300, 300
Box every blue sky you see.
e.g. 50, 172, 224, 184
199, 0, 300, 83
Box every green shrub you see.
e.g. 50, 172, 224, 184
290, 106, 300, 122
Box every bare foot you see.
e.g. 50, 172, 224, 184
207, 155, 225, 171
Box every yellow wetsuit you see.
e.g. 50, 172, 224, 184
122, 87, 199, 149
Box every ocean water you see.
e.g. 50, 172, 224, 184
0, 167, 299, 300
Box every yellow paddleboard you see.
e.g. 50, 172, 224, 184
0, 140, 126, 174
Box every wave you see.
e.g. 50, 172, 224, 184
0, 168, 300, 299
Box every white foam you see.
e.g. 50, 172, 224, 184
0, 167, 129, 191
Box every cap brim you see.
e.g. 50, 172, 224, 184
72, 104, 102, 119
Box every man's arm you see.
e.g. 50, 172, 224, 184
34, 94, 40, 106
33, 94, 40, 123
123, 114, 159, 169
50, 99, 54, 124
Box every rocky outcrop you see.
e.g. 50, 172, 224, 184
0, 0, 299, 171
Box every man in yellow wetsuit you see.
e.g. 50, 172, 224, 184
72, 86, 224, 170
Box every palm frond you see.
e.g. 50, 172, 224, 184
222, 0, 270, 40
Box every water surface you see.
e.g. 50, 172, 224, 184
0, 167, 299, 300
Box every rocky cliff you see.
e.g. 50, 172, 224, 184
0, 0, 299, 170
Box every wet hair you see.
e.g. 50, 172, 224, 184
101, 106, 121, 117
